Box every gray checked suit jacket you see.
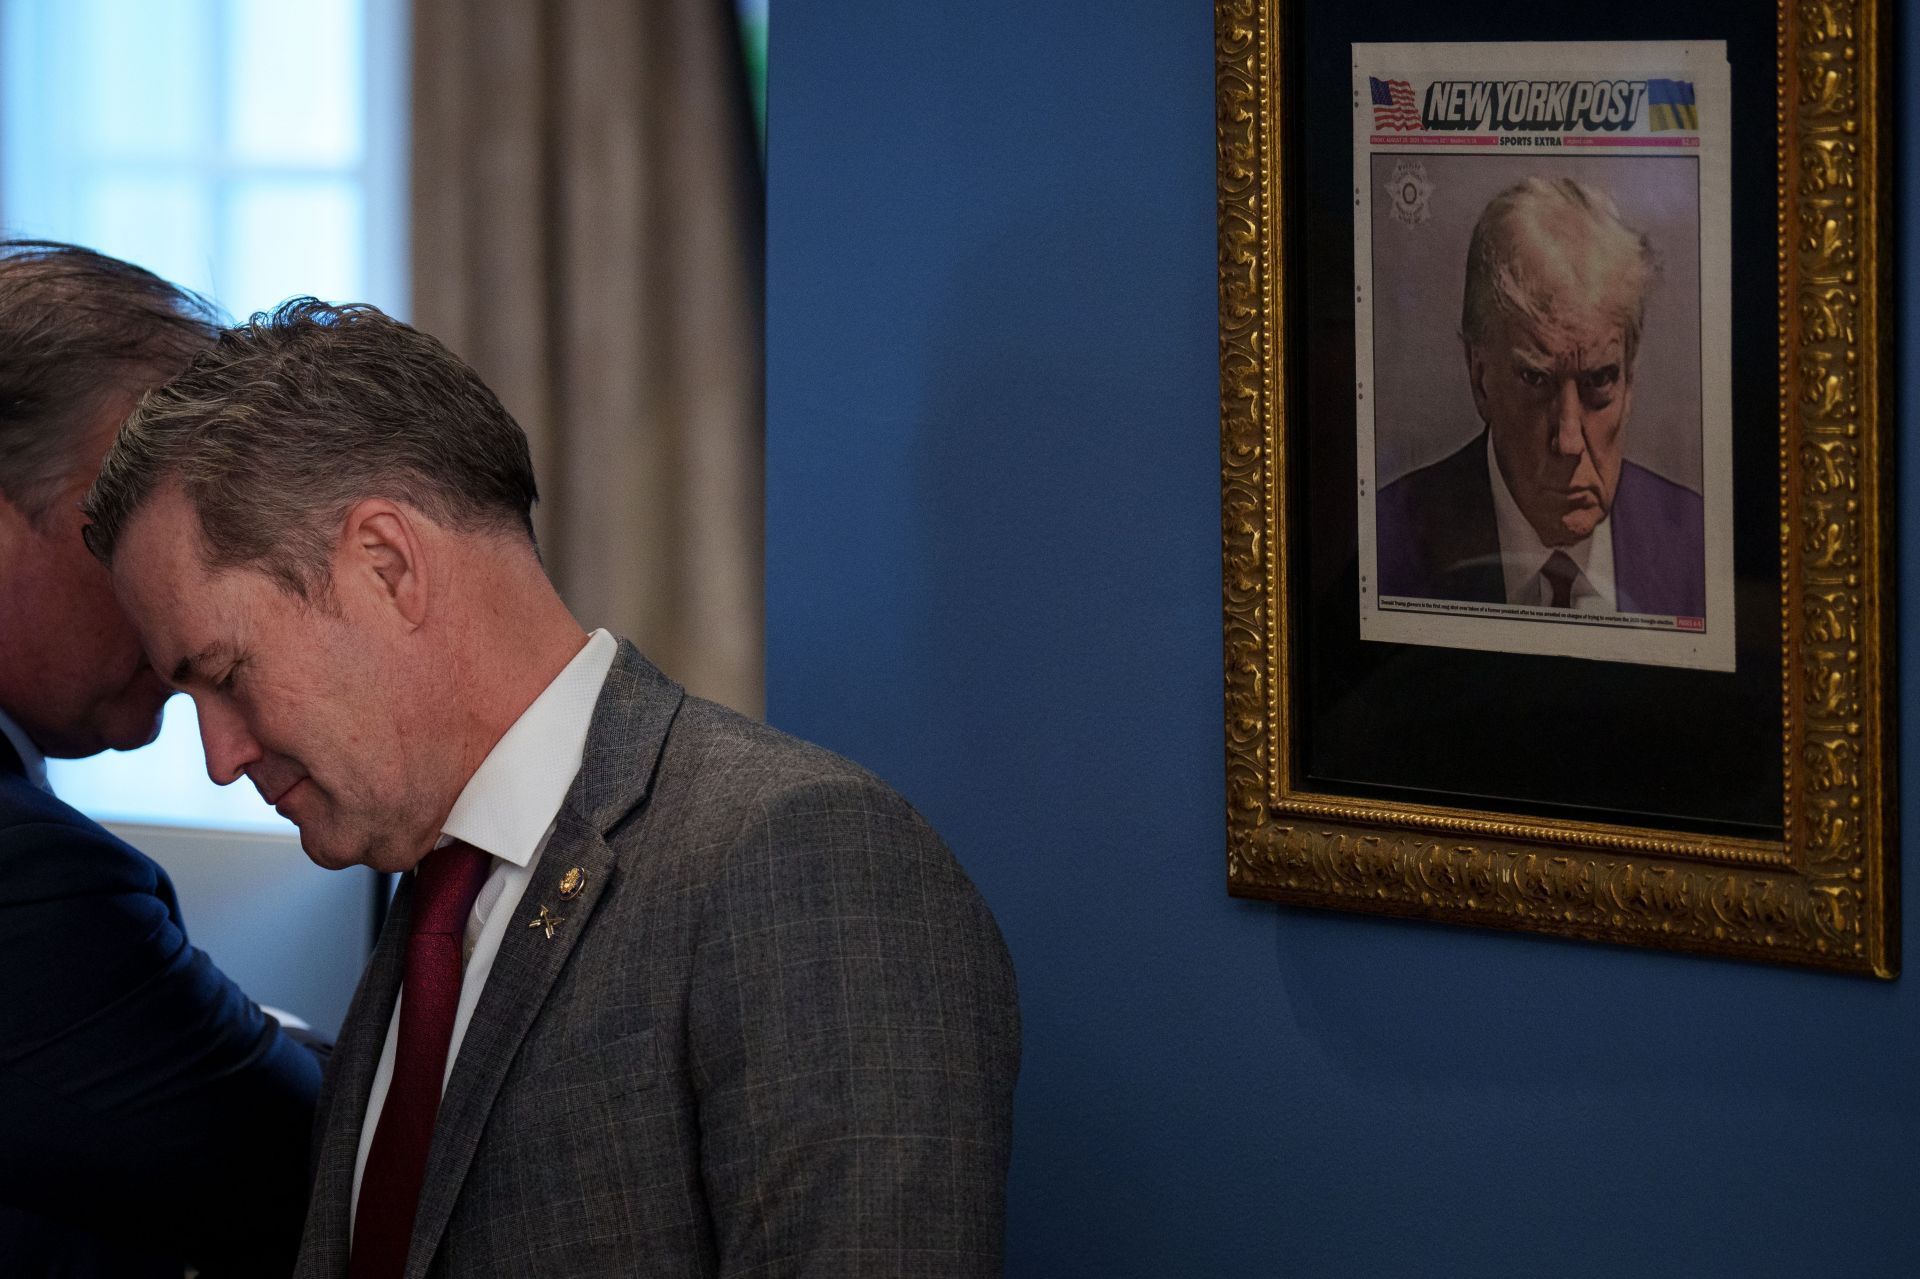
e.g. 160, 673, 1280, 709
294, 641, 1021, 1277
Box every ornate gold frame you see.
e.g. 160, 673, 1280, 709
1216, 0, 1895, 974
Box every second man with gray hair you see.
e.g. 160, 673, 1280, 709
83, 299, 1021, 1278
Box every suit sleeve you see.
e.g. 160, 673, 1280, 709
689, 776, 1021, 1278
0, 818, 323, 1277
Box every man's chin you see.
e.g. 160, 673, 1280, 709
295, 831, 363, 872
297, 827, 425, 875
1557, 513, 1604, 542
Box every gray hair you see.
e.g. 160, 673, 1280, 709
0, 240, 220, 526
81, 298, 540, 598
1460, 177, 1659, 366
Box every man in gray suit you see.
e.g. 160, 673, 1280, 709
81, 299, 1021, 1277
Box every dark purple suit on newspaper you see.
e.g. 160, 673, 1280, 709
1376, 431, 1707, 618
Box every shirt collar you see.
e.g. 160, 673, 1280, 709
0, 706, 51, 793
1485, 433, 1616, 608
438, 629, 619, 867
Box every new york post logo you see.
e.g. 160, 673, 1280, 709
1370, 76, 1699, 133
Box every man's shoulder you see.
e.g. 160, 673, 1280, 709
1378, 432, 1497, 546
1380, 433, 1490, 509
584, 640, 950, 871
661, 694, 922, 830
1617, 459, 1703, 524
1611, 460, 1705, 562
1611, 462, 1706, 617
0, 773, 161, 903
0, 776, 202, 1061
1377, 432, 1502, 602
586, 639, 907, 811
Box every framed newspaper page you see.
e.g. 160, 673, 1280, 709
1216, 0, 1895, 974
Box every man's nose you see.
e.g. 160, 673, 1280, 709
1549, 377, 1585, 458
194, 698, 262, 786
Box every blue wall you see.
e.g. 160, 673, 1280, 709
766, 5, 1918, 1275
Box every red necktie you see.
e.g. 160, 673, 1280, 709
348, 840, 494, 1279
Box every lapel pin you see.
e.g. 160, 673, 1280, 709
528, 904, 566, 940
558, 866, 586, 900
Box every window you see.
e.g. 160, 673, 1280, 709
3, 0, 407, 832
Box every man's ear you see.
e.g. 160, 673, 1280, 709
338, 499, 428, 627
0, 490, 30, 559
1464, 338, 1493, 422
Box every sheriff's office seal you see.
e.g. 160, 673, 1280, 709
1388, 159, 1433, 225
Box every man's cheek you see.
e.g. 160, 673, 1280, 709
1597, 406, 1629, 459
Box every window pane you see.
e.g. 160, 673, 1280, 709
45, 698, 294, 835
226, 0, 364, 167
75, 174, 218, 301
5, 0, 406, 835
74, 0, 214, 159
222, 178, 363, 313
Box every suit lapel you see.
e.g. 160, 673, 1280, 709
0, 730, 22, 779
1430, 433, 1505, 602
403, 642, 685, 1277
403, 819, 615, 1277
296, 876, 413, 1278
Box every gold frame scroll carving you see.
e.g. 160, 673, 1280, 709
1215, 0, 1895, 974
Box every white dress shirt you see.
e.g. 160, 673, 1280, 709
349, 627, 618, 1235
1487, 434, 1617, 611
0, 706, 50, 793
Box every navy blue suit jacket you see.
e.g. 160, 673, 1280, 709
1376, 431, 1707, 618
0, 731, 323, 1276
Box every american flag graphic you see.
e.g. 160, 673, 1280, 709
1369, 76, 1422, 131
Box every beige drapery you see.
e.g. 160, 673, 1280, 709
411, 0, 765, 716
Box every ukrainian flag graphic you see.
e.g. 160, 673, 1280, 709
1646, 79, 1698, 131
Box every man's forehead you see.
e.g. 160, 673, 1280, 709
1500, 314, 1626, 366
113, 483, 207, 569
108, 488, 218, 634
